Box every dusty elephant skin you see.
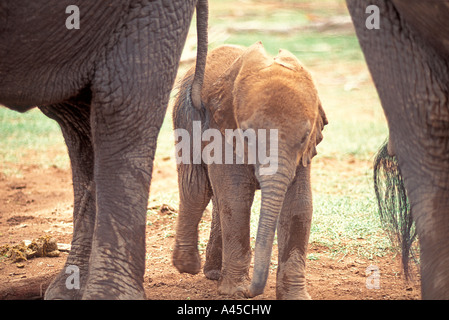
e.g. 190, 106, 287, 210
172, 42, 327, 299
347, 0, 449, 299
0, 0, 208, 299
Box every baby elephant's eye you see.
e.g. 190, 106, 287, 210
299, 130, 310, 144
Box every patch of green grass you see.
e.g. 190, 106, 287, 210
0, 108, 62, 148
209, 0, 348, 28
206, 0, 361, 66
225, 32, 363, 66
311, 193, 391, 259
316, 84, 388, 162
0, 107, 69, 175
154, 110, 175, 161
248, 184, 391, 260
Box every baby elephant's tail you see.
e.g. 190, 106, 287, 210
173, 73, 207, 132
373, 140, 418, 280
172, 72, 209, 172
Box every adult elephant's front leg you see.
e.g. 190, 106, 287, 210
276, 165, 312, 300
84, 91, 157, 298
83, 1, 195, 299
85, 82, 166, 299
85, 113, 154, 299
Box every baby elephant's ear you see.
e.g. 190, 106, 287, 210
274, 49, 304, 72
301, 102, 328, 167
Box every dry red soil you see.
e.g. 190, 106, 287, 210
0, 160, 420, 300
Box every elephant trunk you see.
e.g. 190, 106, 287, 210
247, 155, 296, 297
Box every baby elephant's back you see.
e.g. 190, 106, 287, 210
200, 45, 245, 102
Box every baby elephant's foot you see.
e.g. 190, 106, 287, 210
276, 287, 311, 300
204, 268, 221, 280
234, 283, 265, 299
203, 258, 222, 280
217, 274, 250, 297
172, 244, 201, 275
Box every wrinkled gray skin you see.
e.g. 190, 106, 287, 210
172, 44, 327, 299
347, 0, 449, 299
0, 0, 208, 299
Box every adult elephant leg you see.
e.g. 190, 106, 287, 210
204, 196, 223, 280
347, 0, 449, 299
208, 164, 255, 296
83, 1, 195, 299
173, 163, 211, 275
409, 179, 449, 298
85, 101, 153, 299
276, 165, 312, 300
39, 95, 96, 300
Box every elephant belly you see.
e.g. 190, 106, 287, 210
0, 0, 125, 109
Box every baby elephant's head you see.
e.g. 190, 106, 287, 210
210, 42, 328, 179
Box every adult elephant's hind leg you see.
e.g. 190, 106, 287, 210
39, 96, 96, 300
83, 82, 161, 299
78, 0, 195, 299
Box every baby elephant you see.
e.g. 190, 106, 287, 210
172, 42, 327, 299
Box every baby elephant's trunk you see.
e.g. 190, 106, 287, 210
246, 155, 296, 297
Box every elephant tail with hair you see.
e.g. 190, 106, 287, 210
373, 139, 418, 280
172, 70, 208, 174
173, 72, 207, 134
191, 0, 208, 110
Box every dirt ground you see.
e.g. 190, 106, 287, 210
0, 155, 421, 300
